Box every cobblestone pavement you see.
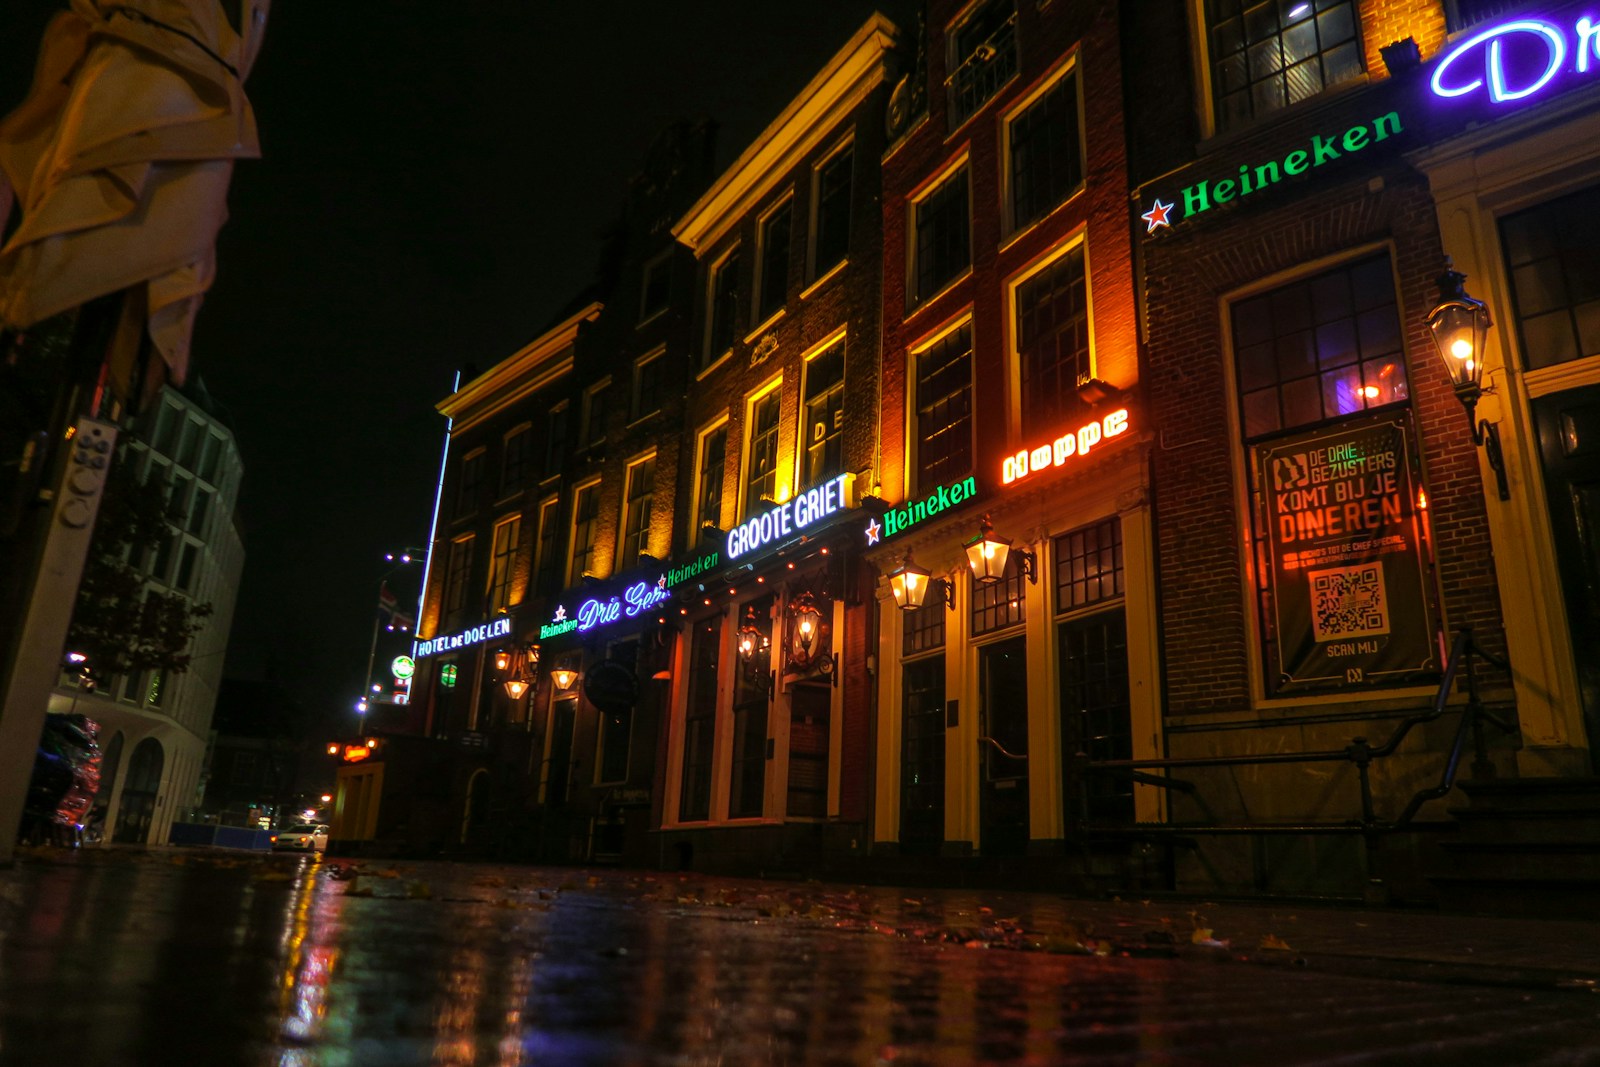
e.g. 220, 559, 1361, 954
0, 848, 1595, 1066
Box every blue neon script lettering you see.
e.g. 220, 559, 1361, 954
566, 581, 672, 635
1431, 17, 1600, 103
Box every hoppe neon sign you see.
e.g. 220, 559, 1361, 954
1003, 409, 1130, 486
726, 473, 854, 560
1431, 16, 1600, 105
543, 579, 672, 639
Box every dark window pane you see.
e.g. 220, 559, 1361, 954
916, 323, 974, 489
1501, 185, 1600, 370
1207, 0, 1361, 130
913, 169, 970, 305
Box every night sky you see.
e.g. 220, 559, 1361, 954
2, 1, 915, 725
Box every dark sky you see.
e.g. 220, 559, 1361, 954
2, 1, 914, 722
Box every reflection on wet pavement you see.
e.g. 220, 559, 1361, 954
0, 852, 1595, 1066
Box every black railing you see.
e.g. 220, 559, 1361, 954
945, 14, 1017, 127
1070, 629, 1516, 855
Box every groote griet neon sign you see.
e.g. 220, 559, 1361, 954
1431, 15, 1600, 105
1003, 409, 1130, 486
726, 473, 853, 560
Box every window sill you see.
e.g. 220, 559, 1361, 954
997, 183, 1086, 256
745, 307, 786, 344
1198, 73, 1373, 156
626, 410, 662, 431
801, 258, 848, 300
904, 268, 973, 324
636, 307, 669, 330
945, 70, 1021, 145
696, 350, 733, 382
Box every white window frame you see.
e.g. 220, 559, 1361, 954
581, 377, 611, 450
1004, 231, 1094, 442
906, 152, 973, 311
1000, 51, 1084, 240
807, 137, 855, 287
702, 244, 742, 374
617, 450, 659, 572
630, 348, 665, 425
752, 192, 795, 336
740, 375, 785, 521
639, 249, 673, 326
906, 311, 976, 497
691, 414, 731, 536
566, 476, 603, 587
797, 327, 848, 493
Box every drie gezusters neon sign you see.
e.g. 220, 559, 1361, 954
1431, 15, 1600, 105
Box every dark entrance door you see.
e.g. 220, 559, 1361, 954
113, 738, 163, 844
900, 656, 945, 854
787, 685, 829, 818
978, 636, 1029, 856
1532, 385, 1600, 769
1059, 608, 1134, 825
544, 699, 576, 806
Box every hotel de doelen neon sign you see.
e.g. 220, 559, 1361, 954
1431, 14, 1600, 105
1141, 112, 1403, 235
415, 617, 511, 658
1004, 409, 1131, 485
726, 473, 854, 561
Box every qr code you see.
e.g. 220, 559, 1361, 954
1308, 564, 1390, 641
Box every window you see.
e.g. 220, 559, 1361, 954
488, 515, 520, 612
757, 199, 792, 324
444, 535, 474, 615
811, 145, 853, 278
631, 352, 663, 422
1233, 253, 1408, 441
544, 401, 570, 475
501, 426, 532, 495
619, 455, 656, 568
1007, 68, 1081, 231
175, 543, 198, 592
1054, 517, 1123, 613
679, 615, 720, 821
693, 421, 728, 534
912, 167, 970, 307
743, 387, 782, 520
706, 248, 741, 368
1015, 244, 1090, 440
729, 595, 774, 818
640, 252, 671, 323
188, 487, 212, 536
914, 321, 974, 491
947, 0, 1017, 127
456, 450, 484, 515
581, 381, 610, 449
1445, 0, 1523, 31
1206, 0, 1361, 131
1502, 185, 1600, 371
597, 641, 637, 784
971, 554, 1027, 636
902, 579, 949, 655
802, 340, 845, 487
534, 497, 561, 597
567, 481, 601, 586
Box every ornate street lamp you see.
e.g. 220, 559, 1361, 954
737, 605, 763, 661
790, 592, 824, 652
1427, 266, 1509, 500
964, 515, 1036, 584
549, 666, 578, 691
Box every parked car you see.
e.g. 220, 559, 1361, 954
270, 823, 328, 852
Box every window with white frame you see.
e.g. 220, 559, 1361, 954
631, 351, 663, 422
444, 534, 474, 616
678, 614, 721, 821
581, 380, 610, 449
487, 514, 520, 612
567, 480, 601, 586
811, 145, 853, 279
802, 339, 845, 488
1006, 65, 1081, 232
757, 198, 793, 324
947, 0, 1017, 127
544, 400, 570, 475
501, 425, 532, 496
640, 251, 671, 323
911, 165, 970, 308
693, 419, 728, 534
534, 496, 561, 597
705, 247, 741, 368
743, 386, 782, 521
1014, 243, 1090, 440
914, 320, 974, 492
1206, 0, 1361, 132
456, 449, 485, 515
619, 454, 657, 568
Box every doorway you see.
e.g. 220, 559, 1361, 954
978, 635, 1029, 856
544, 698, 577, 806
113, 738, 163, 844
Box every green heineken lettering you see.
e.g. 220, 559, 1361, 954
873, 476, 976, 544
1165, 111, 1404, 226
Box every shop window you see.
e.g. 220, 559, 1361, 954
456, 450, 484, 516
534, 497, 561, 597
1206, 0, 1361, 132
902, 579, 949, 655
706, 247, 741, 369
567, 481, 600, 586
693, 421, 728, 534
1006, 67, 1081, 232
487, 514, 520, 613
640, 251, 671, 323
1502, 185, 1600, 371
811, 145, 853, 279
743, 388, 781, 520
1053, 517, 1123, 613
911, 166, 970, 308
631, 352, 663, 422
729, 595, 774, 818
915, 322, 974, 493
501, 426, 531, 495
971, 554, 1027, 636
1015, 244, 1090, 440
756, 198, 792, 324
1234, 253, 1408, 441
678, 615, 721, 821
802, 340, 845, 487
619, 454, 656, 568
444, 534, 474, 616
947, 0, 1017, 127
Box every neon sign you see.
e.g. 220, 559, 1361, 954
866, 476, 977, 545
1142, 112, 1403, 235
1003, 409, 1130, 485
664, 551, 719, 588
415, 617, 511, 658
544, 580, 672, 639
1431, 16, 1599, 104
390, 655, 414, 680
727, 473, 853, 560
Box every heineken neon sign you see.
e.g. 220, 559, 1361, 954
416, 617, 511, 658
543, 580, 672, 639
865, 476, 977, 545
1431, 16, 1600, 105
727, 473, 853, 561
1003, 409, 1130, 486
664, 551, 719, 588
1142, 112, 1403, 235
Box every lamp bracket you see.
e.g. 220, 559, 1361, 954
1016, 548, 1038, 585
1478, 420, 1511, 501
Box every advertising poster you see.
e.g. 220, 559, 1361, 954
1258, 412, 1439, 693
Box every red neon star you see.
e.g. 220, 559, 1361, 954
1142, 198, 1173, 234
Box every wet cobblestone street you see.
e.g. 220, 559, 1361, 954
1, 849, 1596, 1065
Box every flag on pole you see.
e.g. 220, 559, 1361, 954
377, 582, 415, 633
